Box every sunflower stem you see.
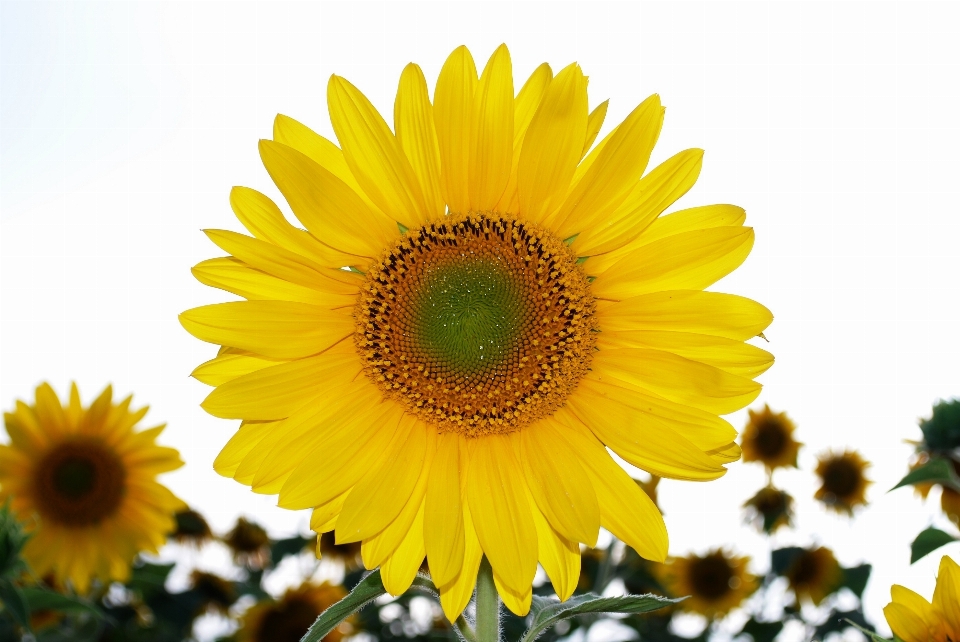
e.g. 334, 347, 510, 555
475, 557, 500, 642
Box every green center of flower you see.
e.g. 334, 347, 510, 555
356, 212, 596, 437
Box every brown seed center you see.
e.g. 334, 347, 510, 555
33, 439, 126, 527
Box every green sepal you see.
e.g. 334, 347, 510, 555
519, 592, 679, 642
890, 457, 960, 492
0, 579, 31, 632
910, 527, 958, 564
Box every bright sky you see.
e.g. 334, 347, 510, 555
2, 2, 960, 639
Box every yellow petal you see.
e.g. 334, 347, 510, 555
191, 352, 279, 386
179, 301, 352, 360
201, 349, 360, 420
381, 502, 426, 596
890, 585, 936, 619
425, 433, 465, 587
637, 203, 747, 246
567, 380, 727, 481
434, 45, 477, 214
34, 383, 68, 434
573, 149, 704, 259
552, 412, 668, 562
469, 44, 514, 211
229, 185, 358, 268
521, 422, 599, 546
494, 572, 532, 616
327, 75, 429, 227
337, 417, 431, 543
203, 228, 363, 295
597, 329, 774, 378
438, 504, 483, 622
311, 490, 349, 534
259, 139, 398, 256
213, 420, 275, 478
517, 63, 588, 222
549, 94, 663, 239
277, 403, 402, 509
883, 602, 932, 642
192, 258, 332, 306
598, 289, 773, 340
273, 114, 381, 213
934, 555, 960, 633
592, 347, 762, 416
394, 63, 445, 219
465, 434, 538, 595
591, 227, 755, 300
582, 100, 609, 157
495, 63, 553, 213
526, 471, 581, 601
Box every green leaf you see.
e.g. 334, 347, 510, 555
839, 564, 872, 598
0, 579, 31, 632
910, 527, 958, 564
770, 547, 804, 575
300, 571, 439, 642
520, 592, 679, 642
740, 617, 783, 642
891, 458, 960, 492
21, 587, 104, 619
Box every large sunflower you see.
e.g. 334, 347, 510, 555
181, 44, 773, 619
884, 555, 960, 642
0, 383, 185, 592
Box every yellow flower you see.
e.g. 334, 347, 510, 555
237, 581, 351, 642
783, 546, 842, 606
180, 44, 773, 619
814, 450, 871, 515
0, 383, 184, 592
884, 555, 960, 642
741, 405, 801, 472
654, 549, 757, 618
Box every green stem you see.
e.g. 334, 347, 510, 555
475, 557, 500, 642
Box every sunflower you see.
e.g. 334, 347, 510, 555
317, 530, 363, 567
743, 485, 793, 534
740, 405, 800, 472
171, 508, 213, 547
180, 43, 773, 619
782, 546, 842, 606
884, 555, 960, 642
0, 383, 184, 592
653, 549, 756, 618
237, 581, 351, 642
911, 453, 960, 525
813, 450, 871, 516
223, 517, 270, 568
189, 570, 237, 615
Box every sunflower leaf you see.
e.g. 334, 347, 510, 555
844, 618, 894, 642
838, 564, 871, 598
519, 592, 679, 642
890, 457, 960, 492
910, 527, 959, 564
0, 579, 31, 632
20, 586, 104, 619
300, 571, 440, 642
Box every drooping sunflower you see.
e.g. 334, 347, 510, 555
813, 450, 871, 516
317, 530, 363, 567
237, 581, 351, 642
0, 383, 185, 592
782, 546, 842, 606
223, 517, 270, 568
884, 555, 960, 642
740, 404, 800, 473
653, 549, 756, 618
180, 44, 774, 619
171, 507, 213, 547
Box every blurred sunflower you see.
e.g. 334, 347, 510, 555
189, 570, 237, 615
171, 507, 213, 547
743, 485, 793, 534
783, 546, 841, 606
884, 555, 960, 642
223, 517, 270, 568
0, 383, 184, 592
654, 549, 756, 618
813, 450, 871, 516
911, 453, 960, 525
317, 531, 363, 567
237, 581, 351, 642
181, 43, 773, 619
740, 405, 800, 472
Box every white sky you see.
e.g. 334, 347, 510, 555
2, 2, 960, 638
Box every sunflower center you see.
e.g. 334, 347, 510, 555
821, 459, 860, 498
689, 555, 734, 600
356, 212, 596, 436
256, 596, 321, 642
753, 420, 788, 458
34, 439, 126, 527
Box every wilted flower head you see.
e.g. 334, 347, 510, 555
189, 570, 237, 615
224, 517, 270, 568
743, 485, 794, 534
237, 581, 351, 642
782, 546, 842, 606
171, 508, 213, 547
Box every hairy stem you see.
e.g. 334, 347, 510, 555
475, 557, 500, 642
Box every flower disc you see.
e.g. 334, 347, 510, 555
34, 439, 126, 526
358, 213, 595, 436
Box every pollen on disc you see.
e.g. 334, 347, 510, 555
355, 212, 597, 437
